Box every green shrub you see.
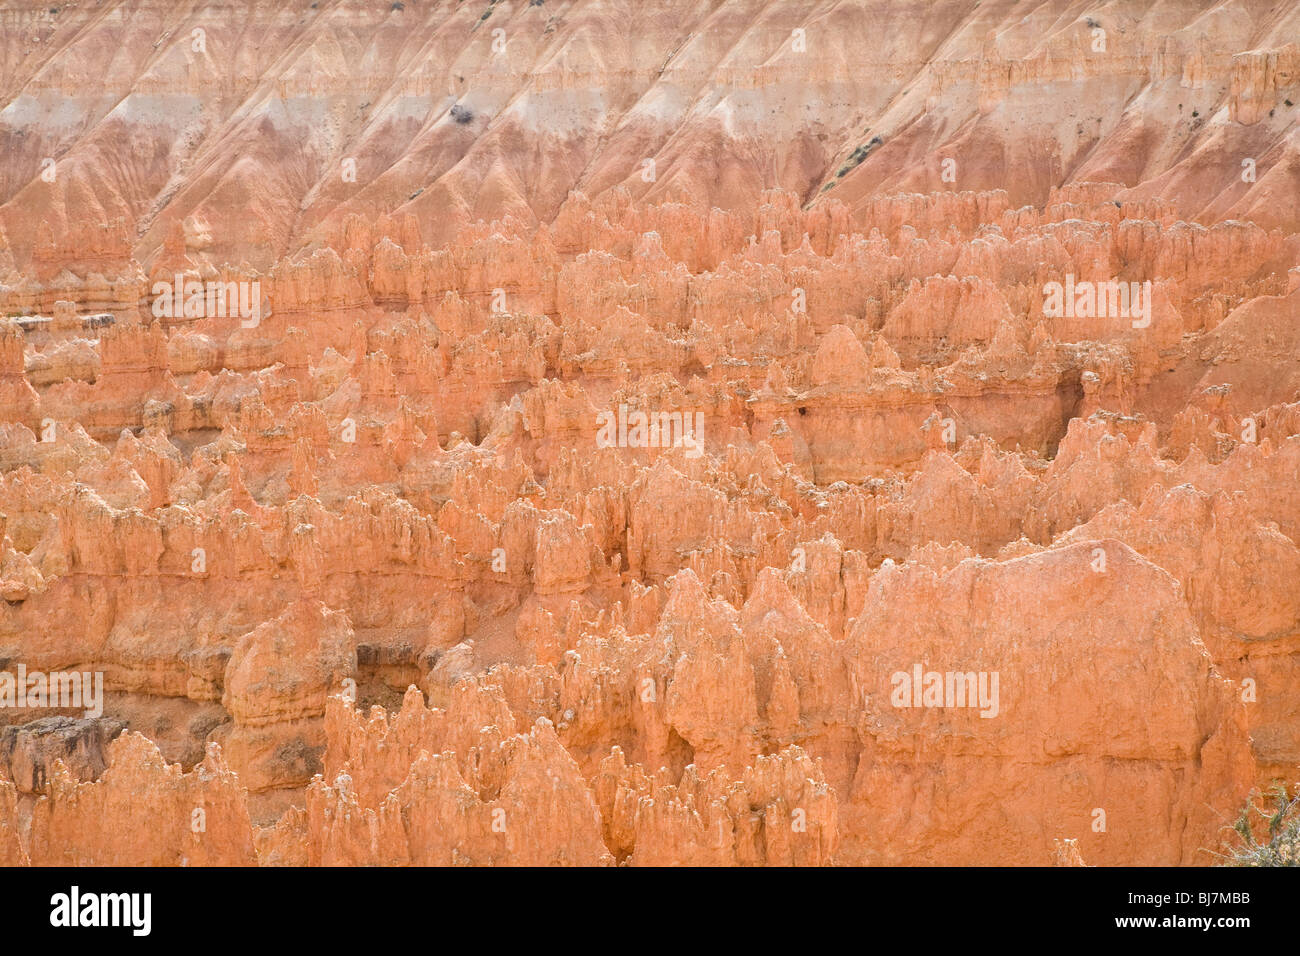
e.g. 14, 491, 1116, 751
1220, 783, 1300, 866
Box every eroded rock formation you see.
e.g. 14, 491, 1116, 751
0, 0, 1297, 866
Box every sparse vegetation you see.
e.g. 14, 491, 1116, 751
834, 135, 883, 178
1220, 784, 1300, 866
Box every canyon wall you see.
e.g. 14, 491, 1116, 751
1, 0, 1298, 866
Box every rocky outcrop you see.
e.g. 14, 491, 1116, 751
25, 734, 256, 866
0, 717, 125, 794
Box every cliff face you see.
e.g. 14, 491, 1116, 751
0, 0, 1297, 867
1, 0, 1299, 278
